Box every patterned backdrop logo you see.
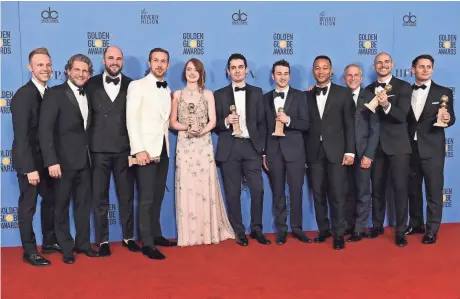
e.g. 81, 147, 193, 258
443, 187, 452, 208
273, 33, 294, 55
1, 206, 19, 229
87, 32, 110, 55
232, 9, 248, 25
445, 137, 454, 158
402, 12, 416, 27
438, 34, 457, 55
1, 90, 14, 114
109, 204, 117, 225
319, 11, 336, 27
140, 8, 159, 25
0, 30, 12, 54
182, 33, 204, 55
52, 69, 67, 81
358, 33, 378, 55
395, 68, 414, 78
1, 149, 14, 172
41, 7, 59, 24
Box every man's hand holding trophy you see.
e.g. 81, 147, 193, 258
364, 84, 393, 113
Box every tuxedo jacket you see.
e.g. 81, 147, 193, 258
304, 83, 355, 164
354, 87, 380, 160
11, 80, 45, 174
39, 82, 92, 171
365, 76, 412, 156
126, 73, 171, 157
86, 73, 132, 153
214, 84, 266, 162
264, 87, 310, 162
407, 81, 456, 160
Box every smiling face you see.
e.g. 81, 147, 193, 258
412, 58, 433, 82
313, 58, 332, 86
28, 53, 52, 85
373, 53, 394, 78
103, 46, 123, 77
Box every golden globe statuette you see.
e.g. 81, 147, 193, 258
364, 84, 393, 113
187, 102, 199, 135
272, 107, 286, 137
230, 105, 242, 136
433, 95, 449, 127
128, 156, 160, 167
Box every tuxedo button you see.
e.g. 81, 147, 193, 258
104, 114, 107, 117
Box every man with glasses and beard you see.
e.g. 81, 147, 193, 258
86, 46, 139, 256
126, 48, 176, 260
39, 54, 100, 264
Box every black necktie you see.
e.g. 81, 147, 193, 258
412, 84, 427, 90
375, 82, 386, 89
78, 87, 85, 96
274, 91, 285, 99
234, 86, 247, 92
156, 81, 168, 89
43, 88, 48, 96
315, 86, 328, 96
105, 76, 120, 85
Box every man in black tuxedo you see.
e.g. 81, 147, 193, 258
365, 52, 412, 247
262, 60, 311, 245
11, 48, 61, 266
406, 54, 455, 244
304, 55, 355, 250
39, 54, 100, 264
86, 46, 140, 256
214, 53, 270, 246
342, 64, 380, 242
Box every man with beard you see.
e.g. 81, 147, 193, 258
126, 48, 176, 260
304, 55, 355, 250
39, 54, 100, 263
86, 46, 139, 256
263, 59, 311, 245
365, 52, 412, 247
214, 53, 270, 246
11, 47, 61, 266
406, 54, 455, 244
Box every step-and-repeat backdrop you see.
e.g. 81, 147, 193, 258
1, 1, 458, 246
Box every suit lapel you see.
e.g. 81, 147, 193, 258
356, 89, 365, 127
323, 84, 334, 117
283, 88, 294, 113
418, 82, 437, 122
65, 83, 82, 112
268, 90, 276, 116
245, 85, 252, 123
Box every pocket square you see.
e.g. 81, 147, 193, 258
432, 102, 439, 104
387, 94, 395, 98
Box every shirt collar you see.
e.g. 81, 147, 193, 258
67, 79, 80, 92
147, 72, 165, 83
353, 86, 361, 97
316, 81, 331, 90
31, 77, 47, 95
378, 75, 392, 85
416, 79, 432, 90
103, 71, 122, 82
275, 86, 289, 94
232, 83, 246, 91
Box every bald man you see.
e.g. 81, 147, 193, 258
86, 46, 140, 256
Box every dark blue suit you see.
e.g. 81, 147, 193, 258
345, 87, 380, 233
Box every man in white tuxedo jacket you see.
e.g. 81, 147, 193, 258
126, 48, 176, 260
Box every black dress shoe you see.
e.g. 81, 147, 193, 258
142, 246, 166, 260
63, 254, 75, 264
314, 231, 332, 243
98, 243, 111, 257
42, 243, 63, 254
23, 253, 51, 267
366, 226, 384, 239
405, 225, 425, 235
347, 232, 366, 242
276, 233, 287, 245
333, 237, 345, 250
422, 233, 437, 244
292, 232, 312, 243
154, 236, 177, 247
395, 235, 408, 247
122, 240, 141, 252
249, 231, 271, 245
74, 248, 100, 257
236, 234, 249, 246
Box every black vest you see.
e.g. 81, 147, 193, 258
86, 74, 132, 153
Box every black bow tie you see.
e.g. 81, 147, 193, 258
274, 91, 285, 99
234, 86, 247, 92
412, 84, 427, 90
105, 76, 120, 85
375, 82, 386, 89
156, 81, 168, 89
78, 87, 85, 96
315, 86, 328, 96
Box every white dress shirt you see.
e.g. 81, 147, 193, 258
67, 80, 89, 130
411, 80, 431, 140
374, 75, 392, 114
31, 77, 47, 99
352, 86, 361, 106
230, 84, 250, 138
274, 86, 290, 127
103, 72, 122, 102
